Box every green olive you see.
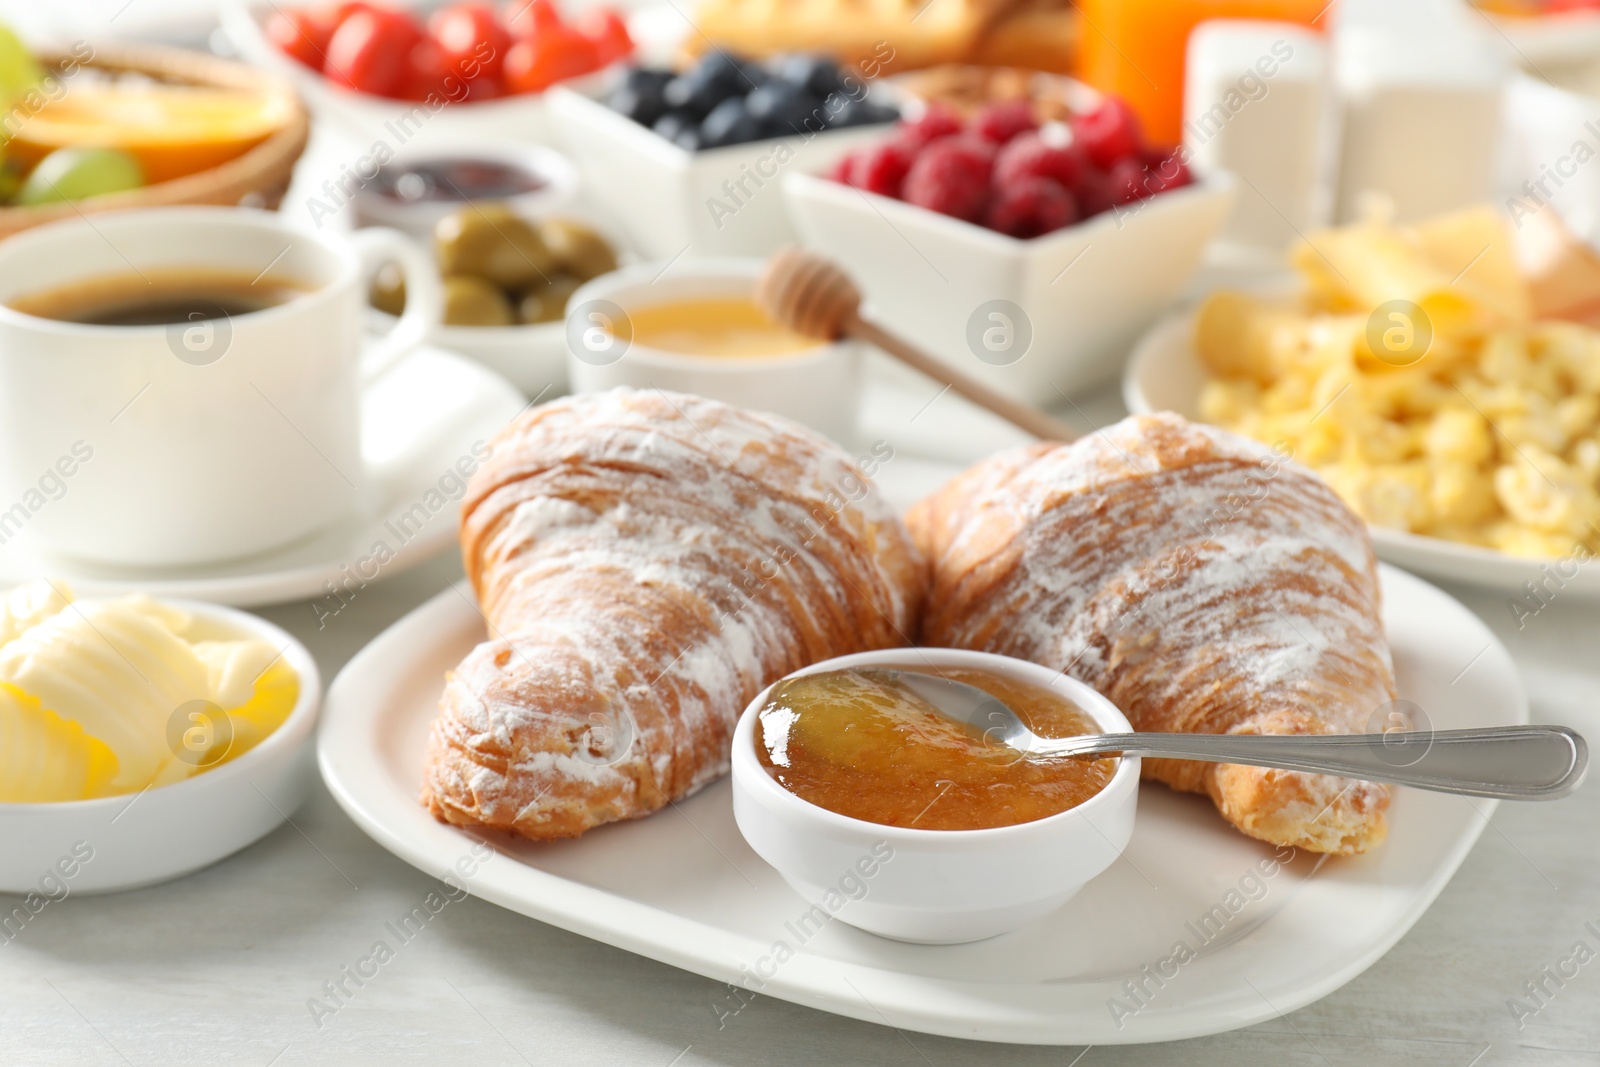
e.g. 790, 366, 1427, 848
518, 274, 582, 325
369, 260, 407, 317
540, 217, 618, 282
434, 203, 554, 289
442, 274, 514, 327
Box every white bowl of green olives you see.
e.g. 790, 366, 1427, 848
368, 203, 624, 398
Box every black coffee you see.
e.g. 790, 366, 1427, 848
10, 269, 313, 326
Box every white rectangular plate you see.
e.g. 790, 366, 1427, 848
319, 563, 1525, 1045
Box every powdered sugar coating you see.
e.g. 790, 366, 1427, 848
422, 390, 924, 840
909, 413, 1394, 854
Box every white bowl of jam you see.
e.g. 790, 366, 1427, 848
353, 147, 580, 239
565, 258, 860, 443
731, 648, 1140, 944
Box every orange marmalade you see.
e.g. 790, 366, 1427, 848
754, 666, 1114, 831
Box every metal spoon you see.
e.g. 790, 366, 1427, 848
861, 669, 1588, 801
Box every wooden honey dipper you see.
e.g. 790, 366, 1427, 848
756, 247, 1079, 442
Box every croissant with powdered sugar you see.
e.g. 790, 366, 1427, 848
907, 413, 1394, 854
421, 389, 924, 841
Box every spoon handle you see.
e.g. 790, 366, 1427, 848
1036, 726, 1588, 800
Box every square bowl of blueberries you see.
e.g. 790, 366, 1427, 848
549, 50, 899, 258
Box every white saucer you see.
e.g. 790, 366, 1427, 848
0, 344, 527, 607
1123, 313, 1600, 599
319, 564, 1525, 1045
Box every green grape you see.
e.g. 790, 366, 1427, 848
0, 25, 43, 108
17, 147, 144, 206
0, 159, 22, 203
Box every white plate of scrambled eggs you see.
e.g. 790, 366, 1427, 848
1124, 206, 1600, 606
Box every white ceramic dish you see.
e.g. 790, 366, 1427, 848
731, 648, 1139, 944
0, 343, 526, 607
366, 308, 568, 401
548, 85, 892, 259
565, 259, 860, 443
362, 208, 636, 399
782, 169, 1236, 405
0, 599, 321, 895
1124, 312, 1600, 598
319, 562, 1524, 1045
0, 208, 439, 569
218, 0, 615, 150
1491, 11, 1600, 68
351, 144, 580, 238
1503, 71, 1600, 248
429, 323, 568, 402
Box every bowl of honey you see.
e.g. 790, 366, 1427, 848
730, 648, 1140, 944
564, 258, 860, 443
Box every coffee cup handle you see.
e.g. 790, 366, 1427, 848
352, 227, 442, 383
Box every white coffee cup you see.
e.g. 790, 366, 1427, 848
0, 206, 441, 567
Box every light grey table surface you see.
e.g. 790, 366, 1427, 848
1, 25, 1598, 1056
3, 376, 1598, 1067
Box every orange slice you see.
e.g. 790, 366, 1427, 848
6, 84, 296, 185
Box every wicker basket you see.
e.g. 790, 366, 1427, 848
0, 42, 311, 238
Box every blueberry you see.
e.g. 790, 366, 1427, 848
652, 109, 699, 143
742, 82, 789, 120
690, 49, 755, 94
621, 67, 673, 95
663, 74, 730, 118
745, 80, 820, 137
608, 82, 668, 127
699, 97, 763, 148
777, 54, 845, 98
833, 98, 899, 128
734, 59, 770, 89
673, 127, 703, 152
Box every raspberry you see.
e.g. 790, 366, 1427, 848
949, 134, 998, 167
896, 102, 964, 151
1108, 156, 1154, 205
828, 150, 859, 184
985, 176, 1077, 238
994, 132, 1086, 191
1141, 147, 1193, 193
852, 139, 914, 197
1074, 165, 1115, 218
1072, 96, 1143, 169
972, 99, 1037, 144
903, 138, 992, 222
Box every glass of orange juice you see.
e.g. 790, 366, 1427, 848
1075, 0, 1328, 144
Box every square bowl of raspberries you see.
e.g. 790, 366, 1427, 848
550, 51, 899, 259
782, 95, 1236, 402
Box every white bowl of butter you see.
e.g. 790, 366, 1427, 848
0, 582, 320, 895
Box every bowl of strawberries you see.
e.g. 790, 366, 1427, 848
782, 87, 1236, 402
221, 0, 631, 148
